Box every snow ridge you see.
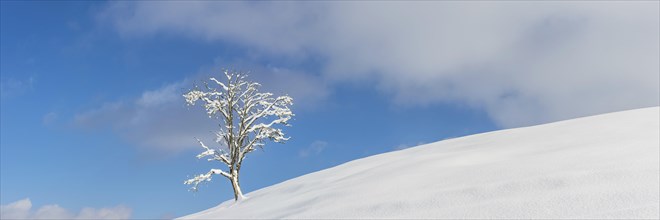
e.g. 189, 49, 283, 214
182, 107, 660, 219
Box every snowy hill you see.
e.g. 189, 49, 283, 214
181, 107, 660, 219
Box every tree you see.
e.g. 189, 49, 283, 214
183, 70, 294, 201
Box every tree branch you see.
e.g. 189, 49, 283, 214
184, 168, 231, 191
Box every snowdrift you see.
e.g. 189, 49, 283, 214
182, 107, 660, 219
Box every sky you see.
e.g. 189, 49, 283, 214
1, 1, 658, 219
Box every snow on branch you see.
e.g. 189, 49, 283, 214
183, 70, 294, 200
184, 169, 231, 192
195, 138, 231, 165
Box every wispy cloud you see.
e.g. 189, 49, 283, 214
299, 140, 328, 158
100, 1, 659, 127
73, 79, 216, 155
73, 65, 328, 156
42, 112, 58, 126
0, 76, 35, 100
0, 198, 131, 219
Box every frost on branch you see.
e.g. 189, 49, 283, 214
183, 70, 294, 200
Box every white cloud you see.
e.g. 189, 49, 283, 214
33, 205, 71, 219
74, 65, 327, 155
0, 198, 131, 219
100, 1, 659, 127
299, 140, 328, 158
1, 198, 30, 219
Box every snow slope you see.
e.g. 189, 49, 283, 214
182, 107, 660, 219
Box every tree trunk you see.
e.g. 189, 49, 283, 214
230, 171, 244, 201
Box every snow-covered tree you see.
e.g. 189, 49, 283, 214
183, 70, 294, 201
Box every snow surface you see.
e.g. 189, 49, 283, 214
181, 107, 660, 219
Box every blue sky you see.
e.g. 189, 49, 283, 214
1, 1, 658, 219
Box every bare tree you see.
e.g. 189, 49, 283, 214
183, 70, 294, 201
